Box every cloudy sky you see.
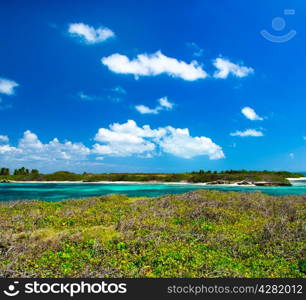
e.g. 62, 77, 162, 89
0, 0, 305, 173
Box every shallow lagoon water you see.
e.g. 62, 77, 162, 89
1, 182, 306, 202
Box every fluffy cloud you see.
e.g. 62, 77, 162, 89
230, 129, 264, 137
68, 23, 115, 44
213, 58, 254, 79
159, 97, 173, 109
135, 96, 174, 115
19, 130, 44, 151
241, 106, 263, 121
0, 135, 9, 143
0, 144, 20, 155
0, 130, 90, 162
101, 51, 208, 81
0, 78, 19, 95
0, 121, 225, 166
93, 120, 224, 159
135, 105, 160, 115
159, 127, 225, 159
93, 120, 162, 157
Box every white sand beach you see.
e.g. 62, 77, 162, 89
6, 180, 256, 186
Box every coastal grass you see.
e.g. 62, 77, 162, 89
0, 190, 305, 278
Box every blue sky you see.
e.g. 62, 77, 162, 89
0, 0, 305, 173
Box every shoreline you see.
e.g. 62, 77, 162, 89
0, 180, 263, 187
5, 180, 226, 185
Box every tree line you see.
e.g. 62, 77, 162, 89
0, 167, 39, 176
0, 167, 303, 183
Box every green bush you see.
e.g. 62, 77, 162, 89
0, 190, 305, 278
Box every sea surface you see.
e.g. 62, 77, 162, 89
0, 182, 306, 202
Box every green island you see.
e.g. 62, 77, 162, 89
0, 167, 304, 185
0, 190, 305, 278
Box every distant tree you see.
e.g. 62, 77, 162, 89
31, 169, 39, 175
13, 167, 29, 176
0, 168, 10, 175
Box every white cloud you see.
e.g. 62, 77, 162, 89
93, 120, 158, 157
135, 96, 174, 115
0, 78, 19, 95
0, 135, 9, 143
0, 121, 225, 166
158, 97, 173, 109
0, 130, 90, 162
77, 91, 102, 101
241, 106, 263, 121
78, 90, 125, 102
101, 51, 208, 81
44, 138, 90, 161
213, 58, 254, 79
68, 23, 115, 44
93, 120, 224, 159
159, 127, 225, 159
0, 144, 20, 155
135, 105, 160, 115
230, 129, 264, 137
19, 130, 44, 151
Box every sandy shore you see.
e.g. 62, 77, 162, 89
5, 180, 257, 186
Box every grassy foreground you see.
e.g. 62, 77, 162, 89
0, 190, 305, 278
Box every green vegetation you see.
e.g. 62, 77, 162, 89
0, 168, 10, 176
0, 168, 303, 184
0, 190, 305, 278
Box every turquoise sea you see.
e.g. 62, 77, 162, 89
1, 182, 306, 202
